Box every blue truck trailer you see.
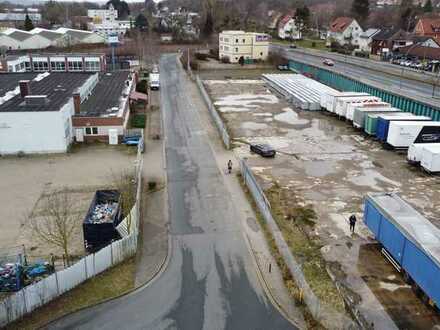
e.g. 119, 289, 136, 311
364, 192, 440, 308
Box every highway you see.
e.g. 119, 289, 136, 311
46, 55, 295, 330
272, 45, 440, 103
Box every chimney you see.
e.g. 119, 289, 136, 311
19, 80, 30, 98
73, 92, 81, 114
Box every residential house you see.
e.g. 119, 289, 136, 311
219, 31, 270, 63
414, 18, 440, 38
357, 28, 381, 52
370, 28, 412, 55
278, 14, 302, 40
327, 17, 363, 46
87, 4, 131, 39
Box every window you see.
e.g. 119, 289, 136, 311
85, 127, 98, 135
50, 61, 66, 72
25, 61, 31, 71
242, 39, 245, 43
260, 52, 263, 56
33, 61, 49, 72
68, 60, 83, 71
85, 60, 100, 72
235, 47, 238, 52
235, 38, 238, 43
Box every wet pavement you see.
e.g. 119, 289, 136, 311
202, 74, 440, 329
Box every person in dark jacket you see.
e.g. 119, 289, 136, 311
349, 214, 357, 233
227, 160, 233, 174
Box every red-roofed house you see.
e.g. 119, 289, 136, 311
415, 18, 440, 38
327, 17, 362, 46
278, 13, 302, 40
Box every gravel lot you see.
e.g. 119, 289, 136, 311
0, 145, 137, 262
203, 73, 440, 329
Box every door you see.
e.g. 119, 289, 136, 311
76, 128, 84, 142
108, 129, 118, 145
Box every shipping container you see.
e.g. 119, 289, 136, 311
335, 96, 381, 118
376, 115, 431, 142
386, 121, 440, 149
364, 111, 402, 135
346, 102, 390, 121
420, 145, 440, 173
325, 92, 369, 113
364, 192, 440, 307
407, 143, 440, 164
83, 190, 122, 252
353, 107, 400, 128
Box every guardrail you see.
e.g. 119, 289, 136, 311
195, 75, 230, 149
0, 141, 144, 327
240, 159, 356, 329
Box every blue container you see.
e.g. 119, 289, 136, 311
376, 117, 392, 142
364, 193, 440, 307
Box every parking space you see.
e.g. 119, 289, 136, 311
202, 73, 440, 328
0, 145, 136, 261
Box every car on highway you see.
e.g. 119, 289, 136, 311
323, 59, 334, 66
250, 143, 276, 157
289, 44, 297, 49
277, 64, 289, 71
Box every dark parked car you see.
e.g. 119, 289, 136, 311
289, 44, 297, 49
250, 144, 276, 157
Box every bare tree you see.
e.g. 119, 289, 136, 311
111, 170, 136, 234
27, 188, 79, 266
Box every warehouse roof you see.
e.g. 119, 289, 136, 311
0, 73, 37, 96
0, 72, 92, 113
367, 192, 440, 269
78, 71, 131, 117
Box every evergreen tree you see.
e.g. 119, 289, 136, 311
203, 11, 214, 37
24, 14, 34, 31
351, 0, 370, 25
423, 0, 433, 12
135, 13, 148, 31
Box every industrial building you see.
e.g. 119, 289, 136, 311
0, 70, 135, 154
0, 53, 107, 73
0, 27, 105, 51
218, 31, 270, 63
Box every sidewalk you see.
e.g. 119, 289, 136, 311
135, 91, 169, 287
186, 72, 307, 328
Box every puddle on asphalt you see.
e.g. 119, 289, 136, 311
303, 160, 338, 177
274, 107, 310, 126
347, 169, 402, 190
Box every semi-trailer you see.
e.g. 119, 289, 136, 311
364, 192, 440, 308
324, 92, 370, 113
352, 107, 400, 128
407, 143, 440, 164
386, 121, 440, 149
346, 102, 390, 121
335, 96, 381, 118
420, 144, 440, 173
376, 115, 431, 143
364, 111, 402, 135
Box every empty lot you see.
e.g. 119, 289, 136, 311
0, 145, 136, 261
202, 73, 440, 329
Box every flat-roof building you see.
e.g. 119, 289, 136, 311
0, 70, 136, 154
218, 30, 270, 63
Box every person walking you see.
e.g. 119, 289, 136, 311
227, 160, 233, 174
349, 214, 357, 233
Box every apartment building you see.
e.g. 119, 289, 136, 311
219, 31, 270, 63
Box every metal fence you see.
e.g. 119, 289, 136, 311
240, 159, 355, 329
195, 75, 230, 149
0, 142, 144, 327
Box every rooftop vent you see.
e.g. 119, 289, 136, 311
25, 95, 48, 106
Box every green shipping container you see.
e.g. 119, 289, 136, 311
364, 112, 401, 135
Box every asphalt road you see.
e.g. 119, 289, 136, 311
272, 45, 440, 102
46, 55, 295, 330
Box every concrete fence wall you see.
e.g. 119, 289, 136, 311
240, 159, 355, 329
0, 142, 144, 327
195, 75, 230, 149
